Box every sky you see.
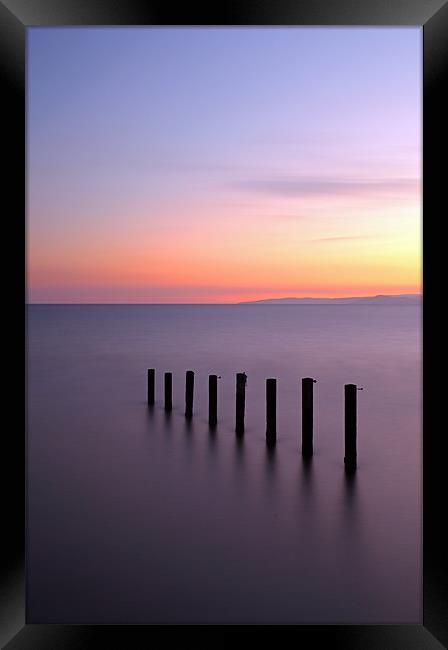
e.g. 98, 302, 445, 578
27, 27, 421, 303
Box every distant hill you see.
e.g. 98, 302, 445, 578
238, 294, 422, 305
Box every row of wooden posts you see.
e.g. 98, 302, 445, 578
147, 369, 361, 471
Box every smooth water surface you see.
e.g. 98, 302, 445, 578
27, 304, 421, 623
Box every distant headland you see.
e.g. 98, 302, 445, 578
238, 294, 422, 305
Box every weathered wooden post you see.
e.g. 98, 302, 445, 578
235, 372, 247, 436
209, 374, 218, 426
302, 377, 316, 457
266, 378, 277, 446
344, 383, 360, 471
164, 372, 172, 411
185, 370, 194, 418
147, 368, 155, 405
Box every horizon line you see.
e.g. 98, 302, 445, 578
26, 292, 422, 306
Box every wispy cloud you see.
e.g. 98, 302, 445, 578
233, 177, 419, 197
310, 235, 380, 243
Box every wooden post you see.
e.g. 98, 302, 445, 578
164, 372, 172, 411
185, 370, 194, 418
344, 383, 357, 471
209, 375, 218, 426
302, 377, 316, 457
235, 372, 247, 436
266, 378, 277, 446
147, 368, 155, 405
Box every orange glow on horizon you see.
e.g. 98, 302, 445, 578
28, 205, 421, 302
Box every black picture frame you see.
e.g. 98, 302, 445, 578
1, 0, 446, 646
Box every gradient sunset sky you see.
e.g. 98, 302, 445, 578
27, 27, 421, 303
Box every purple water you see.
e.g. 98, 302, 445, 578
27, 304, 421, 624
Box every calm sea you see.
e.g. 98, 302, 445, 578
27, 304, 421, 624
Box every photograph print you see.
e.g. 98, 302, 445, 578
27, 26, 422, 624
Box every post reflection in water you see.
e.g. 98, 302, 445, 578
342, 470, 360, 530
233, 435, 246, 477
163, 409, 173, 431
300, 456, 314, 496
264, 444, 277, 479
206, 422, 219, 462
